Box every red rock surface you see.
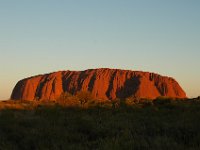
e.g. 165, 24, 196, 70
11, 68, 187, 100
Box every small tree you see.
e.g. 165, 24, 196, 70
111, 98, 120, 108
57, 92, 73, 104
58, 92, 72, 100
76, 91, 93, 107
57, 92, 81, 107
125, 96, 140, 106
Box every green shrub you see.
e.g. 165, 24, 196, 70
140, 99, 154, 107
153, 96, 174, 105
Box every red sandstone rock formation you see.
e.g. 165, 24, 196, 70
11, 68, 187, 100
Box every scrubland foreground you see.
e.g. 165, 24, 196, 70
0, 97, 200, 150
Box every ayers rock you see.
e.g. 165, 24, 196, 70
11, 68, 187, 101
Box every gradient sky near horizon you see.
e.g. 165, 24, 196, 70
0, 0, 200, 99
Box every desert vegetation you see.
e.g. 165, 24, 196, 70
0, 96, 200, 150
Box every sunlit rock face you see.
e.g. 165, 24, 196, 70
11, 68, 187, 101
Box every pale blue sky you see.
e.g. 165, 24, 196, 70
0, 0, 200, 99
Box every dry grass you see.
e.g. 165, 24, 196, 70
0, 100, 58, 110
0, 100, 30, 110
